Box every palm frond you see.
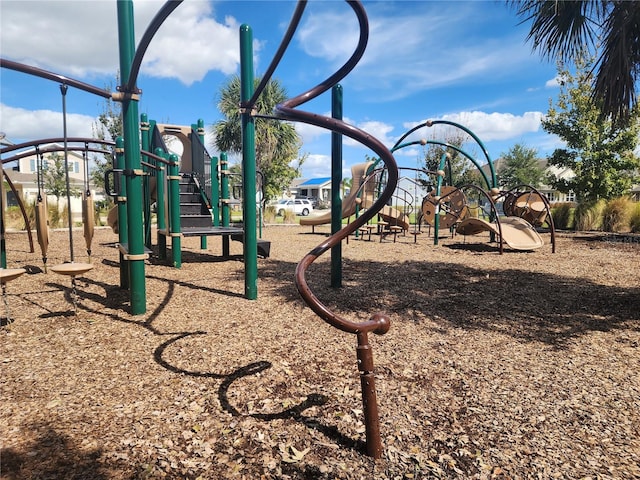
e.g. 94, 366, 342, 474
512, 0, 603, 61
593, 1, 640, 124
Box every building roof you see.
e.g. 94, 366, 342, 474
298, 177, 331, 187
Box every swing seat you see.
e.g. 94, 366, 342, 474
50, 263, 94, 276
0, 268, 26, 284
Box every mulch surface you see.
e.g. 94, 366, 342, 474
1, 225, 639, 479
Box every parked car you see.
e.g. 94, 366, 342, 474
274, 198, 314, 216
297, 195, 319, 208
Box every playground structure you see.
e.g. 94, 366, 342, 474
427, 183, 556, 253
0, 0, 558, 461
301, 159, 555, 253
104, 117, 271, 265
300, 115, 555, 253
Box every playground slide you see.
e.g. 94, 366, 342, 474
300, 162, 374, 226
456, 216, 544, 250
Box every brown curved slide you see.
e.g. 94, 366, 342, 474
456, 216, 544, 250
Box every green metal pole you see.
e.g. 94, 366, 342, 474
220, 152, 230, 257
240, 24, 258, 300
194, 119, 207, 250
211, 155, 220, 226
117, 0, 146, 314
115, 136, 129, 289
220, 152, 230, 227
155, 147, 167, 260
331, 84, 343, 288
141, 113, 152, 249
168, 153, 181, 268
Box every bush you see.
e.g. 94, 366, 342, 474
263, 205, 276, 223
4, 206, 28, 230
550, 202, 575, 230
629, 203, 640, 233
48, 203, 66, 229
574, 199, 606, 231
602, 197, 633, 233
282, 209, 297, 224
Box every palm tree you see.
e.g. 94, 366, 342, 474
511, 1, 640, 125
213, 75, 304, 200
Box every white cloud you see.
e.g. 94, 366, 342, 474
343, 120, 395, 149
295, 122, 328, 144
141, 4, 241, 85
300, 153, 331, 178
0, 104, 96, 143
0, 1, 242, 85
0, 1, 118, 77
404, 111, 543, 143
545, 76, 561, 88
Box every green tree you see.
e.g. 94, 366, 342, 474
542, 58, 640, 202
511, 0, 640, 125
213, 75, 304, 201
91, 80, 122, 196
44, 153, 81, 209
498, 143, 544, 189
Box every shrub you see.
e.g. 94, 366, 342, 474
48, 203, 63, 228
574, 199, 606, 231
4, 206, 28, 230
263, 205, 276, 223
629, 203, 640, 233
602, 197, 633, 233
550, 202, 574, 230
282, 209, 297, 224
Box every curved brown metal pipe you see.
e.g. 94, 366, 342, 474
0, 58, 112, 99
257, 1, 398, 459
272, 0, 398, 316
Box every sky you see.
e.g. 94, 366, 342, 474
0, 0, 564, 181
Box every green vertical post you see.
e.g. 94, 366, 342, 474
155, 147, 167, 260
140, 113, 152, 249
115, 136, 129, 289
211, 155, 220, 226
195, 119, 207, 250
117, 0, 146, 314
220, 152, 230, 227
220, 152, 230, 257
168, 153, 181, 268
331, 84, 343, 288
240, 24, 258, 300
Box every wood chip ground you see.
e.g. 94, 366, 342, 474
1, 225, 639, 479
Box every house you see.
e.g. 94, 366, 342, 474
482, 158, 577, 203
2, 143, 103, 222
288, 177, 332, 204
